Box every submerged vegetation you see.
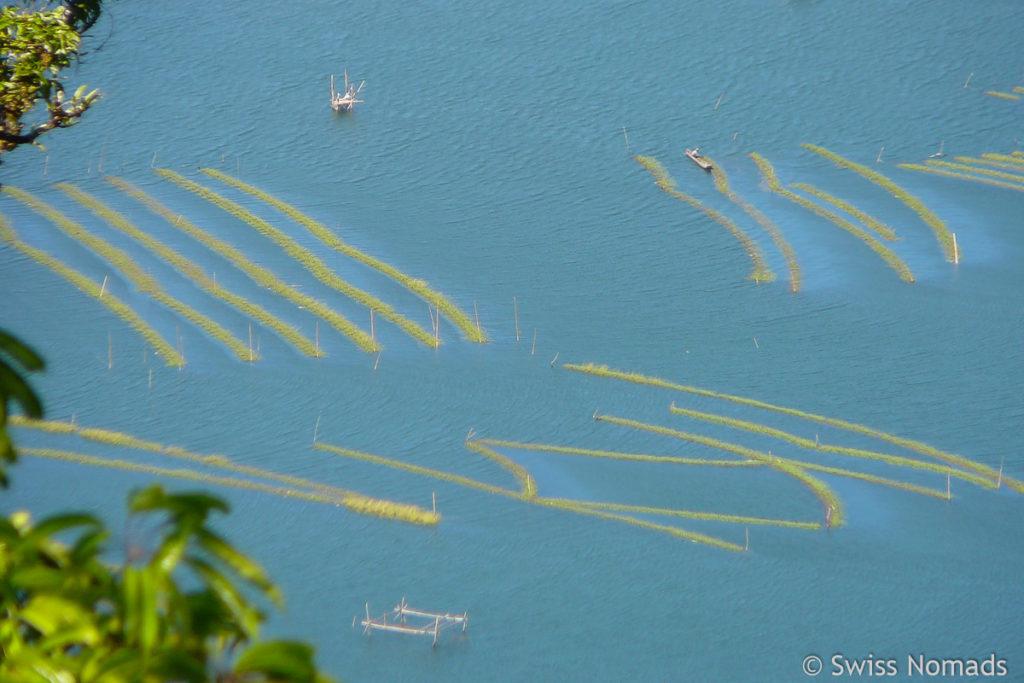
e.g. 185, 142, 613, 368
58, 183, 322, 358
12, 418, 439, 525
0, 214, 184, 366
4, 185, 252, 360
750, 153, 914, 283
564, 363, 1022, 493
802, 143, 956, 261
200, 169, 487, 343
156, 169, 425, 350
706, 157, 801, 291
897, 162, 1024, 193
790, 182, 898, 241
634, 154, 776, 283
106, 177, 370, 353
668, 403, 997, 490
593, 412, 845, 527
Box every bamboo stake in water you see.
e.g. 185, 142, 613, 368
43, 155, 49, 177
998, 457, 1004, 488
947, 471, 951, 501
622, 126, 630, 152
963, 72, 973, 88
550, 351, 559, 367
432, 491, 436, 515
99, 275, 108, 298
370, 309, 376, 347
531, 329, 537, 356
148, 368, 152, 389
474, 300, 481, 339
877, 145, 885, 163
107, 333, 113, 370
248, 324, 254, 362
744, 527, 749, 552
952, 232, 959, 265
315, 321, 320, 356
373, 352, 381, 370
514, 296, 519, 343
313, 413, 322, 444
715, 91, 725, 112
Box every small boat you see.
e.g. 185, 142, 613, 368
686, 148, 713, 171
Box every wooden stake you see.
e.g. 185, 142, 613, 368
753, 336, 759, 349
997, 457, 1004, 489
952, 232, 959, 264
714, 91, 725, 112
876, 145, 885, 163
963, 71, 973, 88
513, 296, 519, 343
151, 151, 157, 168
432, 491, 436, 515
946, 471, 951, 501
474, 300, 481, 339
531, 329, 537, 356
248, 324, 254, 362
107, 332, 113, 370
550, 351, 558, 367
744, 527, 749, 552
99, 275, 108, 298
621, 126, 630, 152
370, 309, 376, 347
373, 352, 381, 370
313, 413, 322, 444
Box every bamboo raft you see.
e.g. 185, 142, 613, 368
686, 147, 713, 171
331, 71, 364, 112
357, 598, 468, 647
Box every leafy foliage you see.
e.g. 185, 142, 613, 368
0, 328, 44, 486
0, 485, 335, 682
0, 1, 102, 159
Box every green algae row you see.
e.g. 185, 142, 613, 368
790, 182, 897, 241
750, 154, 914, 283
474, 438, 761, 467
923, 160, 1024, 184
58, 183, 323, 359
951, 156, 1024, 171
314, 440, 743, 550
0, 215, 184, 366
983, 90, 1020, 101
156, 169, 423, 351
565, 362, 1022, 493
464, 439, 537, 498
314, 441, 516, 497
200, 169, 487, 343
897, 164, 1024, 193
535, 497, 746, 552
594, 413, 845, 527
667, 403, 996, 490
107, 177, 368, 353
570, 500, 820, 529
13, 418, 439, 525
634, 154, 776, 283
981, 153, 1024, 167
705, 157, 801, 292
801, 143, 956, 261
3, 185, 252, 361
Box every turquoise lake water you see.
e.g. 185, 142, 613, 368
2, 1, 1023, 680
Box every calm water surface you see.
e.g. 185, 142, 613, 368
2, 1, 1023, 680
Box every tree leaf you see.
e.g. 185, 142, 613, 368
233, 641, 317, 682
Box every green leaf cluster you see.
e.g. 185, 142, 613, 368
0, 486, 335, 682
0, 3, 101, 156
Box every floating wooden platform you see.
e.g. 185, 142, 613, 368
686, 148, 713, 171
331, 71, 364, 112
357, 598, 467, 647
